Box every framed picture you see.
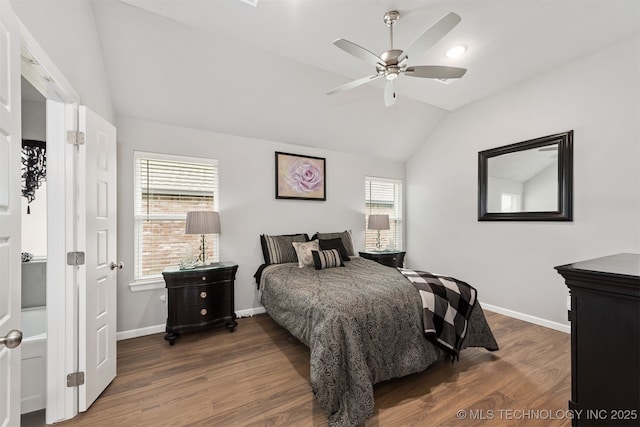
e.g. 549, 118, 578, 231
275, 151, 326, 200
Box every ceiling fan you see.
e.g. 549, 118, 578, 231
327, 11, 467, 106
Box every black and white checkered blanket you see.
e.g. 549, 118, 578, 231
398, 268, 477, 360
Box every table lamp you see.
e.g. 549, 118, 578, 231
185, 211, 220, 264
368, 214, 390, 250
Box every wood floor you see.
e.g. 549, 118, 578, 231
48, 310, 570, 427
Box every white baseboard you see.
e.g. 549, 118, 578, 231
480, 302, 570, 334
236, 306, 266, 317
117, 305, 569, 341
117, 324, 165, 341
116, 307, 268, 341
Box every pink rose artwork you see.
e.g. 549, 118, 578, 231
276, 153, 325, 200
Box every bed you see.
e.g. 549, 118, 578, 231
257, 232, 499, 427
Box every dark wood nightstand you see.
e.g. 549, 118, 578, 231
162, 261, 238, 345
359, 251, 406, 268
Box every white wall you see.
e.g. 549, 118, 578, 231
406, 36, 640, 329
116, 117, 405, 333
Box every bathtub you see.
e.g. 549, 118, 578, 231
21, 306, 46, 414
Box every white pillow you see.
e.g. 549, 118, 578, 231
292, 240, 320, 268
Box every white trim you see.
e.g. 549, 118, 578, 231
116, 324, 166, 341
115, 307, 268, 340
19, 23, 79, 103
364, 175, 403, 185
480, 302, 570, 334
44, 101, 80, 423
128, 278, 165, 292
237, 306, 266, 317
133, 150, 218, 166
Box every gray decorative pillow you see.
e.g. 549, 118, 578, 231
292, 240, 320, 268
312, 249, 344, 270
313, 230, 355, 256
261, 234, 309, 264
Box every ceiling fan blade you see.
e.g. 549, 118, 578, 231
327, 74, 382, 96
333, 38, 384, 67
404, 65, 467, 79
398, 12, 462, 63
384, 79, 397, 107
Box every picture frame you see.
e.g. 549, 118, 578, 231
275, 151, 326, 201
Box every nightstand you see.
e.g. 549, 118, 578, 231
162, 261, 238, 345
359, 251, 406, 268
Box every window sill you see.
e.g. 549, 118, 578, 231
129, 277, 165, 292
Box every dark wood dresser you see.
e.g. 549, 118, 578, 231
359, 251, 406, 268
162, 262, 238, 345
555, 253, 640, 426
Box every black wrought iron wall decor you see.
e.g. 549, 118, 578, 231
21, 139, 46, 214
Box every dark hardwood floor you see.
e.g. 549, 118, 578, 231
27, 310, 570, 426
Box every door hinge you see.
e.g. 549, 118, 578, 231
66, 251, 86, 266
67, 130, 85, 145
67, 371, 85, 387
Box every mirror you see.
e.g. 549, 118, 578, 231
478, 130, 573, 221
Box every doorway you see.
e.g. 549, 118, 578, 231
19, 76, 48, 423
20, 33, 81, 425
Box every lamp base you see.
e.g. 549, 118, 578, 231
199, 234, 207, 263
375, 230, 382, 250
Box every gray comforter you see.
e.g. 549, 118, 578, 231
259, 257, 498, 427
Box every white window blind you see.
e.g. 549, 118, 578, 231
134, 152, 219, 280
365, 177, 403, 251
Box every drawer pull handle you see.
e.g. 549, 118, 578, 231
200, 308, 207, 316
200, 291, 207, 299
202, 276, 207, 281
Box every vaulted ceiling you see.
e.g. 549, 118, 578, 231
90, 0, 639, 161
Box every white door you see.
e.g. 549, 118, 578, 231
77, 106, 117, 411
0, 2, 22, 426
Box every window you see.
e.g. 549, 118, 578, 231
134, 152, 218, 281
365, 177, 403, 251
501, 192, 521, 213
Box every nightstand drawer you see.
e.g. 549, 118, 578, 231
170, 284, 231, 307
359, 251, 406, 268
164, 269, 234, 287
177, 303, 230, 325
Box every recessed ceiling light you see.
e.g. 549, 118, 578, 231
445, 45, 467, 59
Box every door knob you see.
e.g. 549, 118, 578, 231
0, 329, 22, 349
110, 261, 124, 270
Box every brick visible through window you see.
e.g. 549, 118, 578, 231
134, 152, 218, 280
365, 177, 403, 251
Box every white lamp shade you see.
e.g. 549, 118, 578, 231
185, 211, 220, 234
368, 214, 390, 231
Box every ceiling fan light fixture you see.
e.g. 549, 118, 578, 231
445, 44, 467, 59
385, 71, 399, 81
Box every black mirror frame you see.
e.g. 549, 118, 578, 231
478, 130, 573, 221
